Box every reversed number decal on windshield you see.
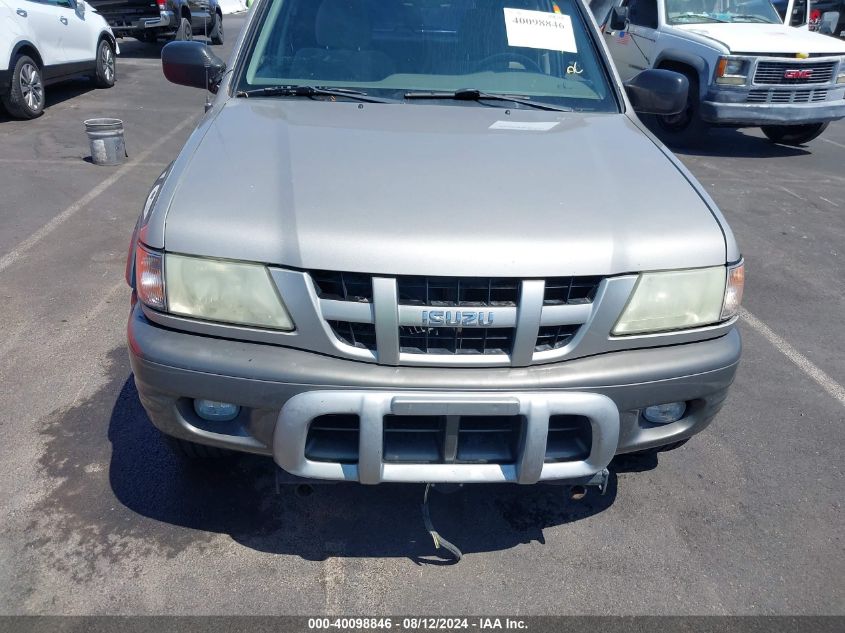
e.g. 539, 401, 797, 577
503, 8, 578, 54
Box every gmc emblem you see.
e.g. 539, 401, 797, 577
784, 69, 813, 79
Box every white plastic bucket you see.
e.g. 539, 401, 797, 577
84, 118, 126, 166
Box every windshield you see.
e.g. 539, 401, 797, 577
665, 0, 783, 24
238, 0, 617, 112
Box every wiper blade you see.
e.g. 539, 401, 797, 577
404, 89, 573, 112
672, 12, 730, 22
236, 85, 396, 103
730, 14, 773, 22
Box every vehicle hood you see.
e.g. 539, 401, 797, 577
673, 23, 845, 54
159, 99, 726, 277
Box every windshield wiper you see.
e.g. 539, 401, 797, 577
671, 12, 730, 22
729, 14, 774, 22
236, 85, 397, 103
404, 89, 573, 112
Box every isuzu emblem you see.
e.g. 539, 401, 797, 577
421, 310, 495, 327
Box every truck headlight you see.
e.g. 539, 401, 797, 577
838, 59, 845, 83
613, 264, 743, 336
716, 56, 749, 85
134, 246, 295, 331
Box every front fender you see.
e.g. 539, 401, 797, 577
126, 164, 172, 287
653, 48, 714, 98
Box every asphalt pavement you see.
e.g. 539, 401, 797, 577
0, 14, 842, 615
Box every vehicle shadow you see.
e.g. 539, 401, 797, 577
669, 127, 812, 158
31, 347, 658, 566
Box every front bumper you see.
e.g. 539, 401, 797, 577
701, 85, 845, 125
108, 10, 174, 34
128, 305, 741, 484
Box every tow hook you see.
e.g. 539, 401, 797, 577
570, 468, 611, 501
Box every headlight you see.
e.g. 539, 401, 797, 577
715, 56, 749, 85
613, 265, 736, 336
134, 246, 295, 331
838, 59, 845, 83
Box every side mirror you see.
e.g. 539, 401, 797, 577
162, 41, 226, 93
608, 6, 628, 30
76, 0, 85, 16
625, 69, 688, 116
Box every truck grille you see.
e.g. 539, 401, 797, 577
312, 272, 603, 366
399, 326, 515, 355
753, 61, 836, 85
747, 88, 828, 103
397, 276, 519, 307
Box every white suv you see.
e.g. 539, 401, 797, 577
0, 0, 117, 119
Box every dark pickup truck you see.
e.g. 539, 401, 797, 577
87, 0, 224, 44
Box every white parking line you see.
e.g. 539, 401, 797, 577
822, 138, 845, 150
777, 185, 805, 201
0, 114, 196, 275
0, 158, 168, 168
741, 307, 845, 407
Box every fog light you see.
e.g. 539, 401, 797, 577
643, 402, 686, 424
193, 399, 240, 422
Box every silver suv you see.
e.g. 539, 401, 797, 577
127, 0, 744, 490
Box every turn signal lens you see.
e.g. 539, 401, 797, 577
721, 260, 745, 320
715, 56, 749, 85
135, 245, 165, 310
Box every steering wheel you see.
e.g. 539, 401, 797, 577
474, 52, 544, 73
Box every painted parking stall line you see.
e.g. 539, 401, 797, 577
0, 114, 197, 275
741, 307, 845, 407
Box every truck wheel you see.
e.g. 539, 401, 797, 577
1, 55, 44, 119
210, 11, 224, 45
761, 123, 829, 146
175, 17, 193, 41
166, 436, 230, 460
94, 40, 116, 88
642, 73, 708, 148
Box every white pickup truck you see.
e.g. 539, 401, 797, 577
591, 0, 845, 145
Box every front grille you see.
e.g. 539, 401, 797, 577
746, 88, 829, 103
383, 414, 524, 464
311, 270, 604, 365
397, 276, 519, 306
535, 324, 580, 352
328, 321, 376, 350
753, 61, 836, 85
312, 270, 373, 302
543, 276, 602, 305
399, 326, 514, 355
